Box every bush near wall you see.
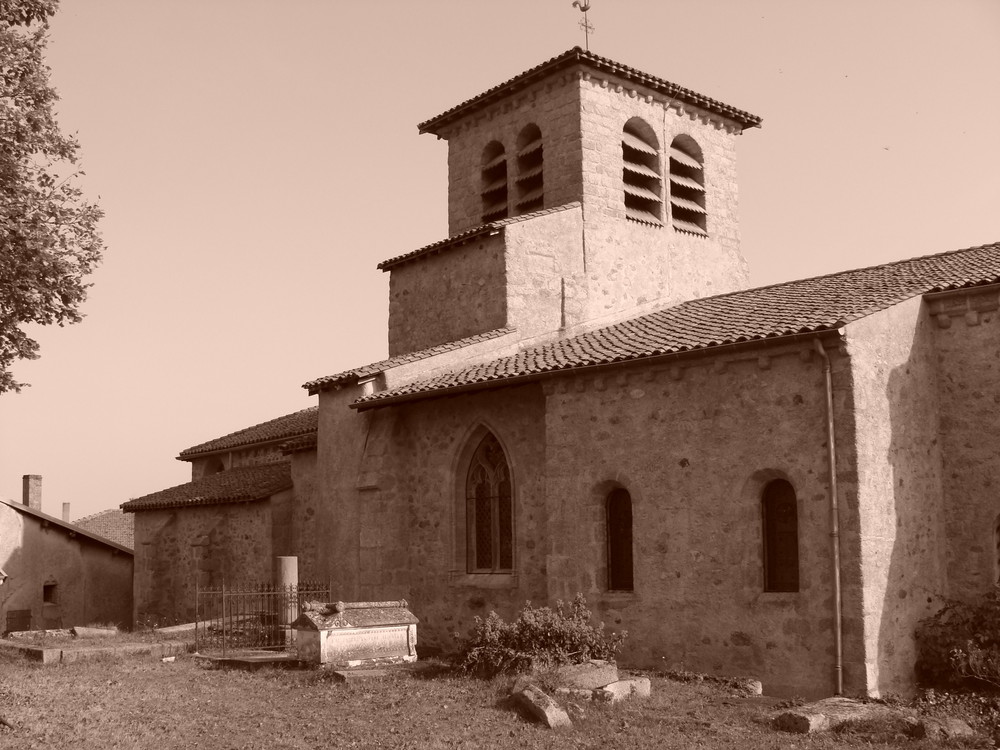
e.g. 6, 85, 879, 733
458, 594, 626, 677
916, 589, 1000, 689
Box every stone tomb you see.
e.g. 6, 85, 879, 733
292, 600, 418, 667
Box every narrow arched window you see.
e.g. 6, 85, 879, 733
669, 135, 707, 235
481, 141, 508, 222
762, 479, 799, 592
466, 433, 513, 572
622, 118, 662, 225
515, 124, 543, 215
607, 488, 634, 591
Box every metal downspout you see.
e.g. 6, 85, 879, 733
813, 337, 844, 696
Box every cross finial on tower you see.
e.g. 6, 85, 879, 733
572, 1, 594, 51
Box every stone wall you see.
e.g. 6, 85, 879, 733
540, 343, 850, 698
132, 501, 272, 626
930, 287, 1000, 599
844, 297, 947, 696
386, 233, 508, 356
337, 339, 860, 696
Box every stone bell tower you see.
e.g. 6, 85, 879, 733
382, 48, 762, 357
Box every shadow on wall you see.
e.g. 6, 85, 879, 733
877, 314, 947, 694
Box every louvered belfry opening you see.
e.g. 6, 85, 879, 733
621, 118, 662, 225
669, 135, 707, 235
514, 124, 543, 215
480, 141, 508, 222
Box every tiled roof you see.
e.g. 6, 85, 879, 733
303, 327, 515, 395
0, 499, 133, 555
179, 407, 318, 458
121, 462, 292, 512
418, 48, 762, 136
281, 433, 317, 454
377, 203, 581, 271
74, 508, 135, 550
353, 242, 1000, 409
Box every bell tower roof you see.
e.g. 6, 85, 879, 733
418, 47, 762, 137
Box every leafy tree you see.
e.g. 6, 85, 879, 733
1, 0, 103, 393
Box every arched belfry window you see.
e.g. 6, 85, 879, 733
607, 488, 634, 591
762, 479, 799, 592
621, 118, 662, 225
466, 432, 513, 572
669, 135, 707, 234
481, 141, 508, 222
515, 124, 544, 215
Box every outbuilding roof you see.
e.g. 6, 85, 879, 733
74, 508, 135, 550
418, 48, 762, 135
178, 407, 318, 459
121, 462, 292, 512
352, 242, 1000, 409
0, 499, 133, 555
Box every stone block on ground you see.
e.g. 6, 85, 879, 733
594, 677, 651, 704
554, 687, 594, 701
71, 626, 117, 639
514, 684, 572, 729
551, 660, 619, 690
773, 697, 894, 734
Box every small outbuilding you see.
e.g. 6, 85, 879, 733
0, 476, 133, 633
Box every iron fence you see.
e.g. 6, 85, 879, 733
195, 580, 330, 656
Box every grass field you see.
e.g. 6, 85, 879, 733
0, 647, 993, 749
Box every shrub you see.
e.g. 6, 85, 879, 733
457, 594, 626, 677
915, 589, 1000, 689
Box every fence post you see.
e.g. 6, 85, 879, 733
274, 556, 298, 647
221, 578, 227, 659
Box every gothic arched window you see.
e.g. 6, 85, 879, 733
762, 479, 799, 592
481, 141, 508, 222
466, 433, 513, 572
669, 134, 707, 234
515, 124, 543, 215
622, 118, 662, 225
607, 488, 634, 591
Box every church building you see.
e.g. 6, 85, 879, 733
122, 48, 1000, 697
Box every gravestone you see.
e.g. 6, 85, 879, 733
292, 600, 418, 668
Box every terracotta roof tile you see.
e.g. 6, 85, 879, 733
354, 242, 1000, 409
121, 462, 292, 512
303, 327, 515, 395
377, 203, 581, 271
179, 407, 318, 458
418, 48, 762, 136
74, 508, 135, 550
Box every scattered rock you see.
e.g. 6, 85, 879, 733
161, 656, 176, 663
919, 716, 977, 741
595, 678, 652, 704
551, 660, 620, 690
514, 684, 572, 729
773, 710, 831, 734
734, 678, 763, 696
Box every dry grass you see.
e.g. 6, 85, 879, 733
0, 649, 990, 749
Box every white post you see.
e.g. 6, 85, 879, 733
274, 556, 299, 646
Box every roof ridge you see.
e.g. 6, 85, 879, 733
178, 406, 319, 458
685, 240, 1000, 305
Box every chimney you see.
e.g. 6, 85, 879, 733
22, 474, 42, 512
62, 502, 70, 522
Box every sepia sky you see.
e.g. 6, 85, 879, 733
1, 0, 998, 520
